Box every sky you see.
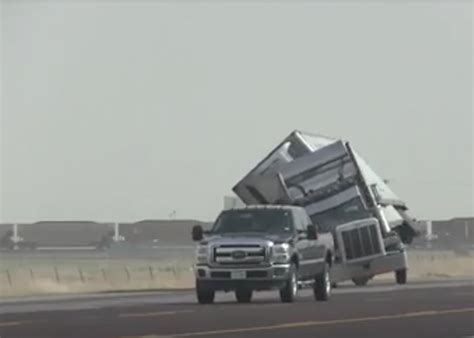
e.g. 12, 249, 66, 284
1, 0, 472, 223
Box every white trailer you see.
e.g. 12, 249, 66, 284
233, 130, 418, 285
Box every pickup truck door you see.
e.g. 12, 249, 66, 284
307, 233, 327, 276
294, 234, 310, 279
300, 213, 327, 278
293, 210, 318, 280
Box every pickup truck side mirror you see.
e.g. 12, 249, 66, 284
192, 225, 204, 242
307, 225, 318, 240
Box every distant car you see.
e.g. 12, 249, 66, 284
192, 205, 334, 304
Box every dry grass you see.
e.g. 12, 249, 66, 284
0, 259, 194, 298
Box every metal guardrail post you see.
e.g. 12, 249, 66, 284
148, 266, 154, 281
125, 266, 131, 282
78, 267, 85, 283
54, 266, 60, 283
6, 269, 12, 287
29, 268, 35, 283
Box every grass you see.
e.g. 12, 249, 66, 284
0, 250, 472, 298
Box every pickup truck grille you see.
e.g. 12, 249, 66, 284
340, 223, 383, 261
212, 245, 267, 266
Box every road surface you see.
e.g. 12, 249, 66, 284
0, 280, 473, 338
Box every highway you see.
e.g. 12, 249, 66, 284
0, 280, 473, 338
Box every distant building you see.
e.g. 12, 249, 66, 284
431, 217, 474, 249
119, 219, 211, 245
412, 217, 473, 249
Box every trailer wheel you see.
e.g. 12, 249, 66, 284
314, 262, 331, 301
395, 269, 407, 285
352, 276, 371, 286
196, 280, 215, 304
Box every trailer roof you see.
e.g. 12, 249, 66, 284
226, 205, 304, 212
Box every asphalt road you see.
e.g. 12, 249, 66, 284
1, 280, 473, 338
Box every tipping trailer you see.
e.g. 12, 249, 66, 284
233, 130, 418, 286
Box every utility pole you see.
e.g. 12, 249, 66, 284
12, 223, 21, 250
465, 220, 469, 241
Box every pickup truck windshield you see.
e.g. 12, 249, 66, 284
212, 209, 293, 234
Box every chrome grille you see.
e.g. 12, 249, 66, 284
212, 245, 267, 266
340, 223, 383, 261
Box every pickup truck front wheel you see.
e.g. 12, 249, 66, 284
314, 262, 331, 301
280, 263, 298, 303
196, 280, 215, 304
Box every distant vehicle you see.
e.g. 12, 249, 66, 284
192, 205, 334, 304
0, 229, 15, 251
233, 130, 418, 287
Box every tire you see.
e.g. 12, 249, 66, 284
395, 269, 407, 285
235, 289, 253, 303
196, 280, 215, 304
352, 276, 371, 287
314, 262, 331, 301
280, 263, 298, 303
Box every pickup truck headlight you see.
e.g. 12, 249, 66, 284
271, 243, 290, 264
195, 245, 208, 264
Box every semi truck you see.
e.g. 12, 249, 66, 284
233, 130, 418, 286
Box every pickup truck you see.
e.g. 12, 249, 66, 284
192, 205, 334, 304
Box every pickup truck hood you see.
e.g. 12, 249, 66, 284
203, 232, 292, 245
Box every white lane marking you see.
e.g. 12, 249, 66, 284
118, 310, 194, 318
170, 307, 474, 337
364, 297, 393, 302
123, 335, 174, 338
0, 321, 27, 327
1, 280, 472, 315
454, 292, 474, 297
0, 320, 42, 327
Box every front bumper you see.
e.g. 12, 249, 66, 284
194, 264, 291, 291
331, 250, 408, 283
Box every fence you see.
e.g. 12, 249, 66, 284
1, 249, 472, 298
0, 260, 194, 298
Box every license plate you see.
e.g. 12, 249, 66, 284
231, 270, 246, 279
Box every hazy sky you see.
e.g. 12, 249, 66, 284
1, 1, 472, 223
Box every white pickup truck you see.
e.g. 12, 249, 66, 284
233, 130, 418, 286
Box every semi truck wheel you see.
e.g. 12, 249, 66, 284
395, 269, 407, 285
280, 263, 298, 303
352, 276, 371, 286
196, 280, 215, 304
235, 289, 253, 303
314, 262, 331, 301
